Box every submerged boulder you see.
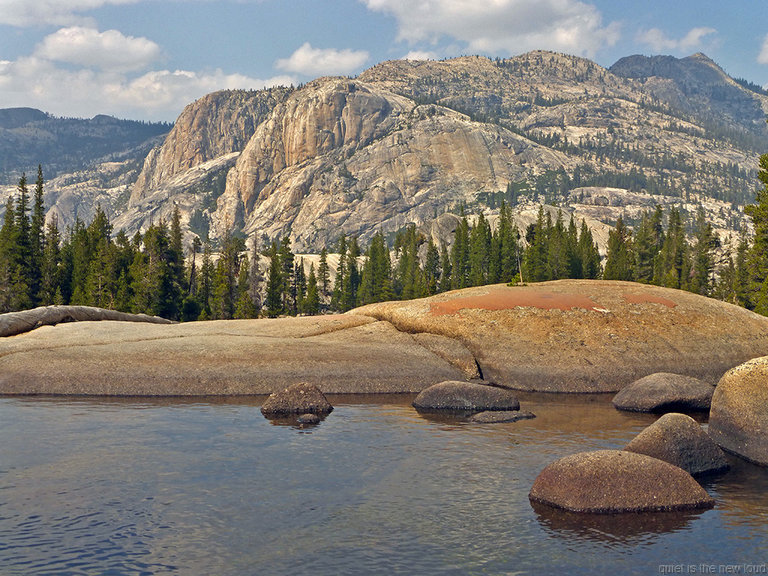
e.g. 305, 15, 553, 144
709, 357, 768, 466
529, 450, 715, 513
470, 410, 536, 423
612, 373, 715, 413
624, 413, 729, 476
261, 382, 333, 416
412, 381, 520, 412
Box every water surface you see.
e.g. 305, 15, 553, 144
1, 393, 766, 575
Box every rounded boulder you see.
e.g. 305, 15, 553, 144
529, 450, 715, 513
709, 357, 768, 466
412, 381, 520, 412
624, 413, 729, 476
261, 382, 333, 416
612, 373, 715, 413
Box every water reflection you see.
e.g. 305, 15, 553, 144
1, 393, 767, 575
531, 500, 706, 546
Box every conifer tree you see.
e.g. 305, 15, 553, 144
247, 235, 263, 314
451, 212, 470, 289
318, 247, 330, 308
469, 213, 491, 286
439, 242, 452, 291
234, 255, 258, 319
653, 207, 688, 289
745, 153, 768, 313
304, 263, 320, 315
265, 241, 283, 317
332, 234, 347, 311
424, 237, 440, 295
688, 206, 717, 295
577, 219, 602, 279
359, 231, 392, 304
603, 215, 634, 281
522, 207, 549, 282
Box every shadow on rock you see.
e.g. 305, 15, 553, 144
531, 501, 705, 545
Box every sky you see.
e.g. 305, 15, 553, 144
0, 0, 766, 122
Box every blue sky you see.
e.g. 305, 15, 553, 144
0, 0, 764, 122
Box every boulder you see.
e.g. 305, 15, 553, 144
354, 280, 768, 392
529, 450, 715, 513
470, 410, 536, 423
624, 413, 729, 476
260, 382, 333, 416
709, 357, 768, 466
612, 373, 715, 413
412, 381, 520, 412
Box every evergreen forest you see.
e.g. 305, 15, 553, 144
1, 163, 767, 321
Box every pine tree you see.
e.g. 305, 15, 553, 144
38, 215, 61, 306
30, 165, 46, 303
332, 234, 347, 311
424, 237, 440, 295
359, 231, 392, 304
247, 235, 263, 314
633, 206, 664, 283
451, 212, 470, 289
522, 206, 549, 282
603, 215, 634, 281
439, 242, 452, 291
318, 247, 330, 308
687, 206, 717, 295
469, 213, 491, 286
265, 241, 283, 317
654, 207, 688, 289
304, 264, 320, 315
234, 255, 258, 319
745, 153, 768, 313
577, 219, 602, 279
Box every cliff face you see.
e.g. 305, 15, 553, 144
213, 78, 567, 248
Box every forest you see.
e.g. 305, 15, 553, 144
0, 163, 765, 321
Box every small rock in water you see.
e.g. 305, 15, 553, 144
612, 373, 715, 413
261, 382, 333, 416
470, 410, 536, 423
624, 412, 729, 476
413, 380, 520, 411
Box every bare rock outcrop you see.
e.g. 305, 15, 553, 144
709, 357, 768, 466
0, 315, 465, 395
529, 450, 715, 513
354, 280, 768, 392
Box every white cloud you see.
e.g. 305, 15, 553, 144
0, 55, 294, 121
758, 35, 768, 65
35, 27, 162, 72
637, 27, 717, 53
275, 42, 370, 76
362, 0, 620, 58
401, 50, 438, 61
0, 0, 139, 27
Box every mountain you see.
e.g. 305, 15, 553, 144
2, 51, 767, 252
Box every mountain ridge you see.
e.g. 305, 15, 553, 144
1, 50, 766, 253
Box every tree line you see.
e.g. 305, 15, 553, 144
2, 162, 768, 320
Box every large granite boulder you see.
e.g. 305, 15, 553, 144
624, 413, 729, 476
612, 373, 715, 413
412, 381, 520, 412
529, 450, 715, 513
354, 280, 768, 392
709, 357, 768, 466
260, 382, 333, 416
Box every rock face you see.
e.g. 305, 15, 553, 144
355, 280, 768, 392
529, 450, 715, 513
624, 413, 730, 476
260, 382, 333, 416
469, 410, 536, 424
412, 381, 520, 411
709, 357, 768, 466
0, 315, 465, 395
612, 373, 715, 413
